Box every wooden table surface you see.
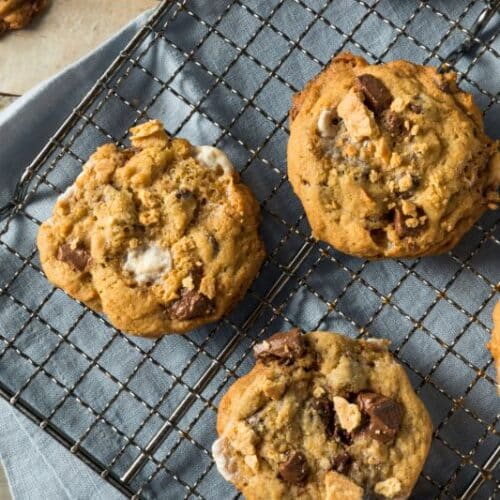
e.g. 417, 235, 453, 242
0, 465, 11, 500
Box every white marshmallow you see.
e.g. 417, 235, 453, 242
194, 145, 234, 175
123, 244, 172, 284
317, 109, 339, 138
211, 438, 234, 481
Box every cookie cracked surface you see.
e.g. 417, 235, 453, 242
214, 330, 432, 499
37, 120, 265, 336
0, 0, 48, 33
288, 53, 499, 258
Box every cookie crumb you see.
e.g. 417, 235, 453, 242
356, 74, 393, 113
325, 471, 364, 500
337, 90, 379, 141
369, 170, 380, 183
333, 396, 362, 433
374, 477, 402, 498
244, 454, 259, 472
397, 173, 413, 192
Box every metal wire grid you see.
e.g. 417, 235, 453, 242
0, 0, 499, 498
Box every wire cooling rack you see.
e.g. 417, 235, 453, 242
0, 0, 499, 498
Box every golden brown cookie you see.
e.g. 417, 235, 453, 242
487, 301, 500, 395
213, 330, 432, 499
288, 52, 499, 258
37, 120, 265, 336
0, 0, 48, 33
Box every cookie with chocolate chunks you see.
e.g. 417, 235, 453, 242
214, 331, 432, 499
37, 119, 265, 336
288, 52, 499, 258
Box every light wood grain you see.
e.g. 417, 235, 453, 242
0, 464, 12, 500
0, 0, 158, 94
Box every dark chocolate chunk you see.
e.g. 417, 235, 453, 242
208, 234, 220, 255
356, 392, 403, 443
253, 328, 305, 364
381, 110, 404, 136
369, 228, 388, 248
189, 264, 204, 289
312, 396, 336, 438
278, 451, 309, 485
312, 396, 353, 443
331, 451, 352, 474
356, 74, 393, 113
333, 424, 353, 446
57, 243, 91, 272
166, 289, 214, 320
393, 208, 407, 238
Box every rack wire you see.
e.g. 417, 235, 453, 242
0, 0, 499, 498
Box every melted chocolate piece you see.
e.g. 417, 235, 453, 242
166, 289, 214, 320
57, 243, 91, 272
253, 329, 305, 364
312, 396, 336, 438
278, 451, 309, 485
333, 424, 353, 446
331, 451, 352, 474
175, 189, 195, 200
381, 110, 404, 136
356, 74, 393, 114
356, 392, 403, 443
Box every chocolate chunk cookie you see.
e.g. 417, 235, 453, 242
37, 120, 265, 336
0, 0, 48, 34
288, 52, 500, 258
213, 331, 432, 499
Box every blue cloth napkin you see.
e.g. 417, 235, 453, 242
0, 11, 152, 499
